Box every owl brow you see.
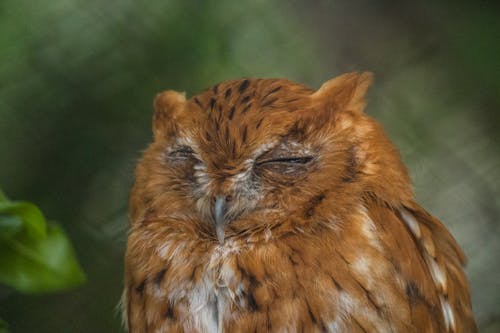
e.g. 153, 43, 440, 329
250, 141, 279, 160
175, 136, 196, 148
172, 137, 201, 156
286, 120, 306, 138
250, 139, 312, 165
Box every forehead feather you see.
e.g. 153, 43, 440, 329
165, 79, 314, 162
191, 78, 313, 132
191, 78, 312, 113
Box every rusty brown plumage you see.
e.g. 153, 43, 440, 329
124, 72, 477, 332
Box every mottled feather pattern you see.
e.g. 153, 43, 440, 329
124, 73, 477, 332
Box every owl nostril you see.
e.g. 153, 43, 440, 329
225, 195, 233, 202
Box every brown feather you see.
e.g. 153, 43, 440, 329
124, 72, 477, 332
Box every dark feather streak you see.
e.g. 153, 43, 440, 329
135, 280, 146, 293
264, 85, 282, 98
242, 125, 248, 143
239, 79, 250, 93
194, 97, 203, 109
262, 96, 279, 107
154, 268, 167, 287
241, 96, 250, 104
229, 106, 236, 120
242, 103, 252, 114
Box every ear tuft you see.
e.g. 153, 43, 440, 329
313, 72, 373, 113
152, 90, 186, 138
154, 90, 186, 117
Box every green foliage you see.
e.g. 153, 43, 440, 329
0, 189, 85, 293
0, 0, 498, 331
0, 318, 8, 333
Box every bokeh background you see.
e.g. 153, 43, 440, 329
1, 0, 499, 332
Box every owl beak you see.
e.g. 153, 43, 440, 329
214, 196, 229, 244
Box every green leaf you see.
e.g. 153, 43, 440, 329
0, 223, 86, 293
0, 214, 23, 237
0, 201, 46, 239
0, 189, 85, 293
0, 317, 9, 333
0, 189, 7, 202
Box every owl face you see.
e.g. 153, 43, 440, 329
131, 73, 412, 244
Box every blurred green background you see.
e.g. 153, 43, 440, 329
0, 0, 499, 332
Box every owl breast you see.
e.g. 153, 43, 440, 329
175, 242, 243, 333
126, 205, 423, 333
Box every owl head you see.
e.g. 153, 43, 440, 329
130, 72, 413, 244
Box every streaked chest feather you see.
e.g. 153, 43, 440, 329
126, 207, 462, 333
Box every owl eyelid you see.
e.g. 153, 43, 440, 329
256, 156, 313, 165
170, 145, 194, 154
167, 146, 202, 162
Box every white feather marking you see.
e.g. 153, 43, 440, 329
194, 168, 211, 192
119, 289, 128, 329
335, 290, 392, 332
358, 206, 383, 251
218, 262, 234, 289
399, 208, 422, 238
184, 241, 245, 333
440, 295, 456, 332
193, 163, 206, 171
250, 141, 278, 159
157, 241, 172, 259
327, 292, 352, 332
211, 240, 242, 262
187, 276, 219, 333
264, 228, 272, 241
152, 281, 165, 298
351, 256, 371, 275
176, 136, 197, 149
428, 258, 447, 292
231, 167, 251, 182
327, 320, 343, 332
157, 240, 184, 261
399, 209, 455, 331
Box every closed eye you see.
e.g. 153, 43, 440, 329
170, 146, 194, 156
167, 146, 202, 163
256, 156, 313, 165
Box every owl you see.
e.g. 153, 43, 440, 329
124, 72, 477, 332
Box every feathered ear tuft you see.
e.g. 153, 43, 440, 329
313, 72, 373, 114
152, 90, 186, 139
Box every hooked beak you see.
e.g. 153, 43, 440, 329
214, 196, 229, 244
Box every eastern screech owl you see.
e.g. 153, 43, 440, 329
124, 72, 477, 332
